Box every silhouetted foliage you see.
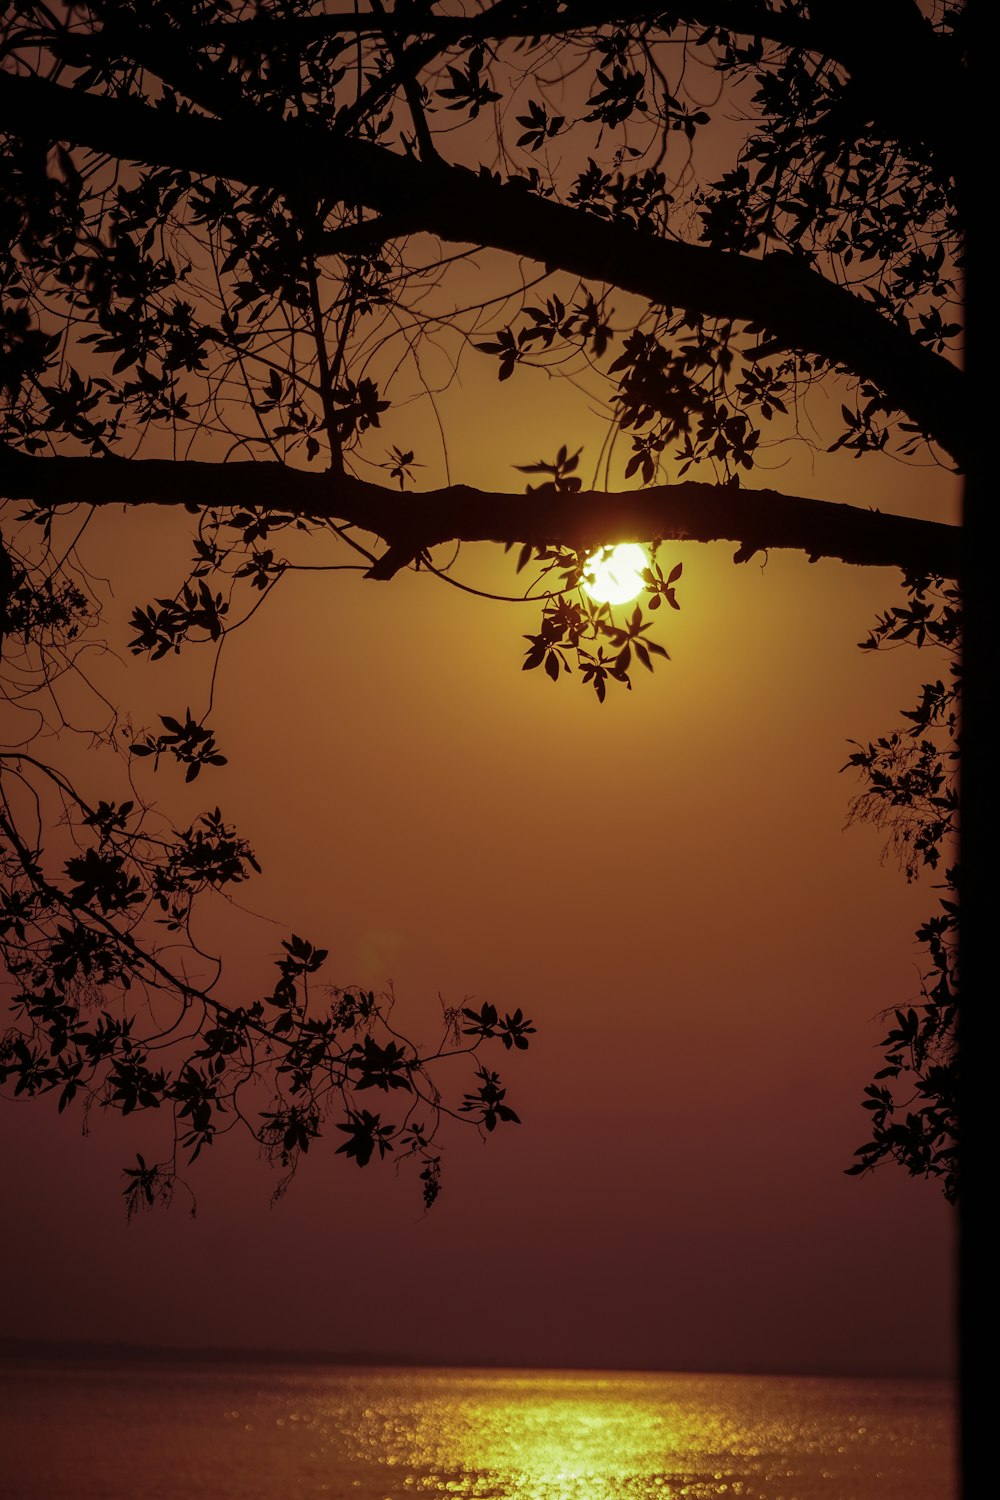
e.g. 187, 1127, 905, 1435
0, 1, 963, 1209
843, 575, 959, 1200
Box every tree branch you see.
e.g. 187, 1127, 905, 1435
0, 70, 966, 465
0, 445, 960, 579
170, 0, 965, 163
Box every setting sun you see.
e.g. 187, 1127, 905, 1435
0, 3, 963, 1496
581, 543, 648, 605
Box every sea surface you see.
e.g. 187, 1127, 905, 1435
0, 1360, 957, 1500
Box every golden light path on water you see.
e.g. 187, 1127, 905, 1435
354, 1372, 688, 1494
213, 1367, 951, 1500
0, 1362, 956, 1500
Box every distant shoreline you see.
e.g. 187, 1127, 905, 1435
0, 1337, 424, 1370
0, 1337, 953, 1383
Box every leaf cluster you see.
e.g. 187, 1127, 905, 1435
843, 576, 959, 1200
1, 764, 535, 1211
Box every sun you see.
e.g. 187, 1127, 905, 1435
581, 543, 648, 605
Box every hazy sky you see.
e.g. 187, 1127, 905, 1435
0, 12, 961, 1378
0, 432, 958, 1377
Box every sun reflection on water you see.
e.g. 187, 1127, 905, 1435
318, 1368, 952, 1500
0, 1361, 956, 1500
386, 1378, 685, 1494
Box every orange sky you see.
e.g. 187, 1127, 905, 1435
0, 456, 957, 1376
0, 12, 960, 1379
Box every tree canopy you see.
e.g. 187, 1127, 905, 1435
0, 0, 964, 1222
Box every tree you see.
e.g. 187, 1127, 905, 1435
0, 0, 972, 1381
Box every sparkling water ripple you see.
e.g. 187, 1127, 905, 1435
0, 1360, 957, 1500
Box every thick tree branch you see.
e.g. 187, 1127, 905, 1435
0, 70, 966, 465
36, 1, 966, 169
0, 446, 960, 579
177, 0, 958, 83
171, 0, 966, 163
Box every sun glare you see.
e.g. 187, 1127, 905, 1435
581, 543, 648, 605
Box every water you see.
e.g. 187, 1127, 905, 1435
0, 1360, 956, 1500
